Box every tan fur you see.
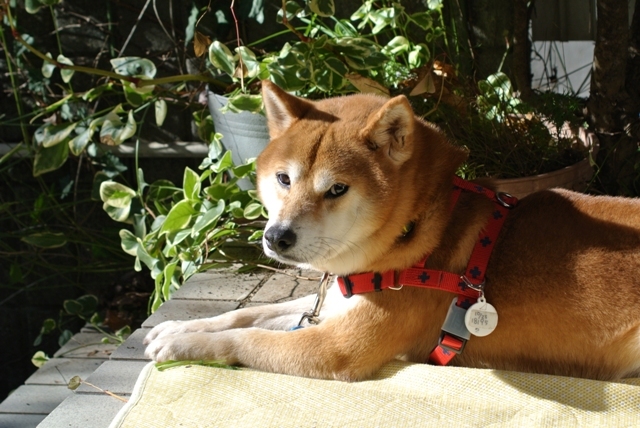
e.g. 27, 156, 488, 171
144, 81, 640, 382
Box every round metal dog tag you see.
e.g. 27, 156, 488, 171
464, 297, 498, 337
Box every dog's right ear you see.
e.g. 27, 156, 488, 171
262, 80, 313, 139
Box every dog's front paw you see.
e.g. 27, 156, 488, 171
143, 319, 216, 345
144, 331, 237, 364
145, 333, 191, 362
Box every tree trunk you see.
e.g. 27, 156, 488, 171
512, 0, 533, 100
586, 0, 637, 195
587, 0, 629, 133
626, 0, 640, 129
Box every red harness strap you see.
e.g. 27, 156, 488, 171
336, 177, 517, 365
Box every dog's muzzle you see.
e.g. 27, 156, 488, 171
264, 225, 297, 254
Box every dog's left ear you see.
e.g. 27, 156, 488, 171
262, 80, 313, 139
361, 95, 415, 164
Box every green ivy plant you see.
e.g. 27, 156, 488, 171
31, 293, 132, 368
99, 134, 266, 312
476, 72, 530, 122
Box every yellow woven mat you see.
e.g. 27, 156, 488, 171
110, 361, 640, 428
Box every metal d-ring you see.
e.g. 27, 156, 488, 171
388, 271, 403, 291
496, 192, 516, 209
297, 272, 331, 327
460, 275, 485, 293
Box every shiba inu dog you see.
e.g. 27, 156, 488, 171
145, 81, 640, 381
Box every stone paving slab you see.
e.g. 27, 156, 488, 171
251, 270, 320, 303
76, 361, 148, 395
0, 413, 46, 427
141, 299, 239, 328
172, 270, 270, 301
0, 385, 72, 415
109, 328, 151, 361
37, 394, 126, 428
25, 358, 106, 386
54, 333, 119, 359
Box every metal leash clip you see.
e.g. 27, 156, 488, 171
296, 272, 332, 327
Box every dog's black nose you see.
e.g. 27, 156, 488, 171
264, 226, 297, 252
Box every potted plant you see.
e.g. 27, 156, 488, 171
419, 71, 597, 198
201, 1, 594, 199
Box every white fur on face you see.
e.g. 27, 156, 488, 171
260, 165, 380, 275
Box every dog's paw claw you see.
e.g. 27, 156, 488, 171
143, 320, 185, 345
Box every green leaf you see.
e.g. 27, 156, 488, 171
236, 46, 260, 79
21, 232, 68, 248
9, 263, 23, 284
410, 12, 433, 30
486, 72, 512, 95
243, 202, 263, 220
42, 53, 55, 77
208, 41, 236, 76
155, 99, 167, 126
160, 200, 198, 235
267, 64, 306, 92
427, 0, 443, 10
83, 83, 113, 101
90, 313, 103, 325
183, 167, 201, 201
33, 141, 69, 176
119, 229, 139, 256
212, 150, 234, 173
136, 243, 159, 272
101, 181, 136, 222
41, 318, 56, 334
308, 0, 335, 17
40, 122, 78, 148
31, 351, 49, 368
75, 295, 98, 316
122, 81, 155, 107
277, 1, 304, 23
100, 110, 137, 145
67, 376, 82, 390
184, 4, 198, 47
232, 161, 255, 178
248, 230, 264, 241
57, 54, 75, 83
110, 57, 157, 79
167, 228, 192, 247
226, 94, 263, 113
58, 329, 73, 347
100, 181, 136, 208
408, 44, 430, 68
69, 127, 93, 156
384, 36, 410, 55
228, 200, 245, 218
161, 261, 178, 301
312, 65, 345, 92
192, 199, 225, 235
63, 299, 83, 315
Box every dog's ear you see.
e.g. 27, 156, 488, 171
262, 80, 313, 139
361, 95, 415, 164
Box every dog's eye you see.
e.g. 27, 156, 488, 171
276, 172, 291, 188
326, 183, 349, 198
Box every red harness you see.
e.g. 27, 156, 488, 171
336, 177, 518, 366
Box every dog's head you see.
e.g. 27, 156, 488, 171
256, 81, 458, 275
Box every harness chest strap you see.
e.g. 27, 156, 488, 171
336, 177, 517, 366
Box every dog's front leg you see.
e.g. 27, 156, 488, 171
143, 293, 317, 343
145, 293, 423, 381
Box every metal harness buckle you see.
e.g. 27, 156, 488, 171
297, 272, 331, 327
